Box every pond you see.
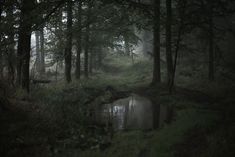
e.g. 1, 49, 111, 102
93, 94, 174, 131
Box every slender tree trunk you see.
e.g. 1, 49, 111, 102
64, 0, 73, 83
56, 60, 58, 82
169, 0, 186, 93
21, 32, 31, 92
124, 35, 130, 56
40, 27, 45, 74
84, 29, 90, 78
84, 2, 91, 78
17, 0, 34, 91
0, 2, 3, 79
89, 48, 93, 74
7, 9, 16, 85
166, 0, 173, 86
0, 51, 3, 79
97, 47, 103, 68
152, 0, 161, 84
75, 1, 82, 79
208, 3, 214, 81
35, 31, 40, 72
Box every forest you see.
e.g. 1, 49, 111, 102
0, 0, 235, 156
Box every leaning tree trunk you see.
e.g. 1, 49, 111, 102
75, 1, 82, 80
166, 0, 173, 86
208, 3, 214, 81
152, 0, 161, 84
64, 0, 73, 83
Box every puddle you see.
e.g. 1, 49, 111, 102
92, 94, 174, 131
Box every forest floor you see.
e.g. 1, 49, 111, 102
1, 56, 235, 157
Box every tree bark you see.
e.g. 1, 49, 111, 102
35, 30, 40, 72
84, 2, 91, 78
75, 1, 82, 80
89, 47, 93, 74
17, 0, 34, 92
64, 0, 73, 83
40, 27, 45, 74
124, 35, 130, 56
166, 0, 173, 85
152, 0, 161, 84
6, 3, 16, 85
0, 2, 3, 79
98, 47, 103, 68
20, 30, 32, 92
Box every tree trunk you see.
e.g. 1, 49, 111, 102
75, 1, 82, 80
0, 2, 3, 79
21, 31, 32, 92
89, 48, 93, 74
208, 3, 214, 81
35, 30, 40, 72
0, 51, 2, 79
98, 47, 103, 68
84, 2, 91, 78
152, 0, 161, 84
17, 0, 34, 92
166, 0, 173, 86
40, 27, 45, 74
84, 29, 90, 78
7, 4, 16, 85
64, 0, 73, 83
124, 35, 130, 56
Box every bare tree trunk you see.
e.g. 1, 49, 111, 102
7, 24, 16, 85
0, 52, 2, 79
35, 30, 40, 72
152, 0, 161, 84
17, 0, 34, 92
0, 2, 3, 79
84, 2, 91, 78
64, 0, 73, 83
89, 47, 93, 74
40, 27, 45, 74
75, 1, 82, 80
98, 47, 103, 68
56, 60, 58, 82
84, 29, 90, 78
124, 35, 130, 56
166, 0, 173, 86
169, 0, 186, 93
208, 3, 214, 81
21, 32, 31, 92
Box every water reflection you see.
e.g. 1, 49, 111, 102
94, 94, 173, 131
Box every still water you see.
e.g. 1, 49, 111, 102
93, 94, 173, 131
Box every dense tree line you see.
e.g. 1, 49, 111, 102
0, 0, 235, 92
